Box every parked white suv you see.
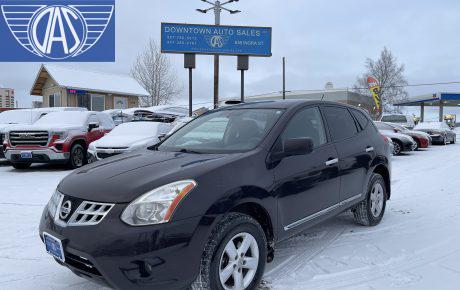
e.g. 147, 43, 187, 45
380, 114, 416, 129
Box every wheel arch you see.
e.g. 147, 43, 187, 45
372, 164, 391, 200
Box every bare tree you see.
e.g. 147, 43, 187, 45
131, 39, 182, 106
353, 47, 408, 114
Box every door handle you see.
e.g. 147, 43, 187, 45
365, 146, 374, 153
325, 158, 339, 166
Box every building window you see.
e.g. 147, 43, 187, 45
49, 94, 55, 107
49, 93, 61, 107
114, 96, 128, 109
91, 94, 105, 111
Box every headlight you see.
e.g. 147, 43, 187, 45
51, 131, 68, 142
47, 190, 62, 218
121, 180, 197, 226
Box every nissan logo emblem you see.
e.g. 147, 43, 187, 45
59, 200, 72, 220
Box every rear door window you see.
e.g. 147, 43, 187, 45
323, 106, 358, 141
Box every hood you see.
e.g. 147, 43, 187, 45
0, 123, 25, 132
406, 130, 429, 139
4, 123, 83, 132
93, 135, 156, 148
379, 130, 414, 141
58, 149, 236, 203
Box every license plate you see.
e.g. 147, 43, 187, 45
20, 151, 32, 159
43, 232, 65, 262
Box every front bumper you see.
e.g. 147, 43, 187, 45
39, 204, 209, 290
4, 148, 69, 163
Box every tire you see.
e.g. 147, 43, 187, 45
392, 140, 402, 155
451, 135, 456, 144
443, 135, 448, 146
191, 213, 267, 290
353, 173, 387, 226
68, 144, 86, 169
414, 140, 420, 151
12, 162, 31, 170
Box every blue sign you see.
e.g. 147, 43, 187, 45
0, 0, 115, 62
161, 23, 272, 57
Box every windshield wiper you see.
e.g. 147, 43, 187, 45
178, 148, 203, 154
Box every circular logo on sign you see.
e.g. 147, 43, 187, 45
29, 5, 87, 59
59, 200, 72, 220
210, 35, 224, 48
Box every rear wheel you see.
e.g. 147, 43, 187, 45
191, 213, 267, 290
11, 162, 31, 170
353, 174, 387, 226
68, 144, 86, 169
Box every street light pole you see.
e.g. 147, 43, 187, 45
213, 1, 221, 108
196, 0, 241, 108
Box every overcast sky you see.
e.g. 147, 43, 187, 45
2, 0, 460, 119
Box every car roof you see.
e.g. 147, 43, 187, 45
217, 100, 352, 110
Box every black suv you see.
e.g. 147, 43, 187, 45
40, 100, 391, 290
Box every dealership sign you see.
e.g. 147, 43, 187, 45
161, 23, 272, 57
0, 0, 115, 62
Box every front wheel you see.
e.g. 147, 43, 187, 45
68, 144, 86, 169
392, 140, 402, 155
353, 173, 387, 226
191, 213, 267, 290
451, 135, 456, 144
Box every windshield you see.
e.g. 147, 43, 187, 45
374, 122, 394, 131
110, 122, 161, 136
414, 122, 447, 130
34, 112, 88, 126
158, 108, 284, 153
0, 110, 35, 124
381, 115, 407, 123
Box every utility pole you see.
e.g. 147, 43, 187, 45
196, 0, 241, 108
282, 57, 286, 100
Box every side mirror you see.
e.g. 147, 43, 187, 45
88, 122, 99, 132
268, 137, 314, 165
158, 133, 167, 141
284, 137, 314, 157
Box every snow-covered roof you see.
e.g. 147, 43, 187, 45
31, 64, 149, 97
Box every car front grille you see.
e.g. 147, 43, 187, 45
64, 251, 102, 276
97, 152, 122, 159
9, 131, 49, 147
51, 192, 114, 227
67, 201, 114, 226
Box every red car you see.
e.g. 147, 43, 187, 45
377, 122, 430, 150
3, 111, 114, 169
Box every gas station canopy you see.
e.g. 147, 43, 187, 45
394, 92, 460, 121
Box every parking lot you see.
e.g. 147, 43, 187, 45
0, 130, 459, 290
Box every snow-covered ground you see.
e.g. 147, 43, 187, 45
1, 132, 460, 290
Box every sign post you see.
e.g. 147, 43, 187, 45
237, 56, 249, 102
184, 54, 196, 117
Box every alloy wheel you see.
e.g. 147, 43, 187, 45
219, 232, 259, 290
393, 142, 401, 155
370, 183, 384, 218
73, 148, 84, 167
